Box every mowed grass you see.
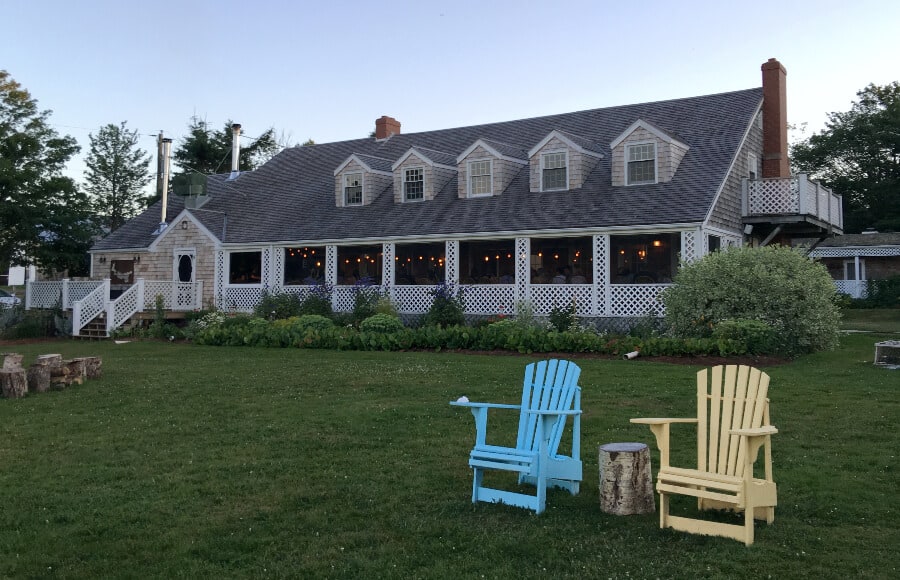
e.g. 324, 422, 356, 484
0, 335, 897, 578
841, 308, 900, 333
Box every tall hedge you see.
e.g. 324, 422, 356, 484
662, 245, 841, 356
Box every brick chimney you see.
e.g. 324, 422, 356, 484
761, 58, 789, 178
375, 116, 401, 140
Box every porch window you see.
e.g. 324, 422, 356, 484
541, 152, 567, 191
395, 242, 445, 285
626, 143, 656, 185
610, 234, 680, 284
283, 246, 326, 285
404, 168, 424, 201
459, 240, 516, 284
229, 251, 262, 284
529, 237, 592, 283
337, 245, 383, 285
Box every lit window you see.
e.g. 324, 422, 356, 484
344, 173, 362, 205
404, 168, 424, 201
542, 152, 567, 191
627, 143, 656, 184
469, 160, 492, 196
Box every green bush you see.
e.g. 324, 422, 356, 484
359, 313, 404, 333
860, 275, 900, 308
290, 314, 335, 333
349, 280, 383, 326
423, 283, 466, 328
548, 300, 577, 332
373, 296, 399, 317
298, 283, 334, 318
253, 290, 302, 320
711, 318, 778, 355
662, 245, 841, 356
1, 306, 55, 339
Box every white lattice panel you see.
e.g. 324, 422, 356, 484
810, 246, 900, 258
144, 281, 174, 309
262, 246, 273, 291
609, 284, 670, 317
463, 285, 516, 315
174, 282, 198, 310
530, 284, 593, 316
326, 246, 337, 285
281, 286, 315, 301
333, 286, 355, 312
68, 280, 104, 306
594, 234, 610, 316
74, 284, 106, 336
515, 237, 530, 303
223, 287, 262, 312
446, 240, 459, 283
111, 284, 140, 328
28, 282, 62, 308
383, 243, 395, 285
394, 285, 434, 314
681, 230, 698, 263
747, 178, 799, 214
272, 247, 285, 292
215, 250, 226, 309
834, 280, 867, 298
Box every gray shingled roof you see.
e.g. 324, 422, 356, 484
478, 138, 527, 160
555, 129, 605, 155
408, 146, 457, 167
816, 232, 900, 247
92, 88, 762, 251
353, 154, 393, 173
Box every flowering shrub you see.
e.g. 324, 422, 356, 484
299, 282, 334, 317
424, 282, 466, 327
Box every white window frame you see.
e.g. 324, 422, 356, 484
467, 158, 493, 197
843, 259, 866, 281
626, 141, 657, 185
344, 172, 363, 206
540, 150, 568, 192
748, 153, 759, 180
403, 166, 425, 202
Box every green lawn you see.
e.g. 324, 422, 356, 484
841, 308, 900, 333
1, 336, 897, 578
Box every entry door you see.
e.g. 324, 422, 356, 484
174, 250, 196, 309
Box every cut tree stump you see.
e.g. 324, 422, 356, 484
1, 353, 24, 370
598, 442, 655, 515
1, 368, 28, 398
50, 359, 85, 389
36, 354, 62, 374
27, 364, 51, 394
81, 356, 102, 379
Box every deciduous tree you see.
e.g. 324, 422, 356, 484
0, 70, 96, 275
84, 121, 151, 232
791, 82, 900, 233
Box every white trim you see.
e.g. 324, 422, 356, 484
391, 148, 456, 171
148, 210, 220, 252
528, 130, 603, 159
625, 141, 658, 186
173, 248, 197, 283
610, 119, 689, 150
747, 152, 759, 180
343, 171, 364, 206
403, 166, 425, 202
225, 248, 264, 287
456, 139, 528, 165
333, 154, 393, 177
467, 158, 493, 197
842, 258, 866, 281
540, 150, 569, 192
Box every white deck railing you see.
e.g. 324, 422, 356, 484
744, 174, 843, 229
834, 280, 867, 299
72, 281, 109, 337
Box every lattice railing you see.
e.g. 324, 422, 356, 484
834, 280, 867, 299
67, 281, 104, 307
27, 281, 63, 309
110, 282, 142, 331
72, 282, 108, 337
530, 284, 594, 316
333, 286, 356, 312
609, 284, 670, 317
745, 175, 842, 228
222, 286, 263, 312
463, 284, 516, 315
394, 286, 434, 314
144, 281, 203, 311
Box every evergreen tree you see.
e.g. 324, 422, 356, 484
0, 70, 96, 275
791, 82, 900, 233
84, 121, 151, 232
172, 117, 278, 175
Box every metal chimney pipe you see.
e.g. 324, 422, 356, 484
160, 138, 173, 226
231, 123, 242, 173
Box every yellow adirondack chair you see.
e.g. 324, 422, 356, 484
631, 365, 777, 545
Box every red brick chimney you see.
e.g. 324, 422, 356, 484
761, 58, 789, 178
375, 116, 401, 139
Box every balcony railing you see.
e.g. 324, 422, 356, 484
743, 174, 843, 230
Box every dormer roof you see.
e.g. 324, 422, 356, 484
610, 119, 689, 150
527, 129, 605, 158
392, 146, 457, 170
334, 153, 393, 176
456, 138, 528, 164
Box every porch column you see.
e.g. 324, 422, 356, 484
383, 242, 395, 298
681, 229, 701, 263
446, 240, 459, 285
270, 246, 284, 293
214, 250, 226, 310
326, 245, 338, 311
515, 237, 530, 305
593, 235, 610, 316
854, 255, 862, 299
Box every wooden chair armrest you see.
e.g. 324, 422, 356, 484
730, 426, 778, 437
449, 402, 520, 410
630, 418, 697, 425
526, 409, 582, 416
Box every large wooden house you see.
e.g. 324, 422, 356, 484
26, 58, 843, 336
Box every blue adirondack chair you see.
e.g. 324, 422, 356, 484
450, 359, 583, 514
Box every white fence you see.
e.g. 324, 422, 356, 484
744, 174, 843, 229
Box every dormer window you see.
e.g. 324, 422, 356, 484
468, 159, 492, 196
542, 152, 568, 191
626, 143, 656, 185
344, 173, 363, 205
404, 168, 424, 201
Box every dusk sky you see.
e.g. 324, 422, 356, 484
4, 0, 899, 183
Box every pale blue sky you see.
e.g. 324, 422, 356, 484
4, 0, 899, 183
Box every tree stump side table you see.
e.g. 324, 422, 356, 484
598, 442, 655, 515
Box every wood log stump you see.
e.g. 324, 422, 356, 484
81, 356, 102, 379
1, 353, 24, 370
36, 354, 62, 374
27, 364, 51, 394
50, 359, 85, 389
1, 368, 28, 398
598, 442, 655, 515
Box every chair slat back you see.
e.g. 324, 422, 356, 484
697, 365, 770, 477
517, 360, 581, 454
